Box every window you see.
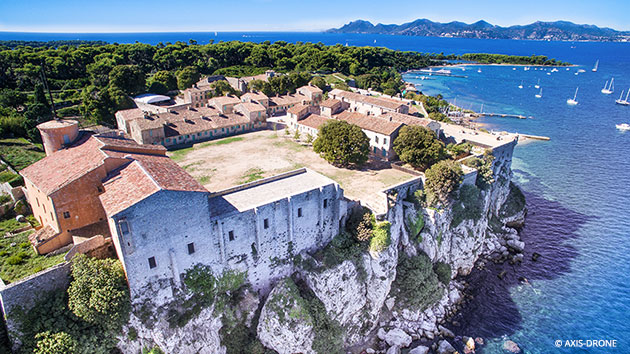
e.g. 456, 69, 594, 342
383, 138, 387, 145
298, 208, 303, 217
187, 242, 195, 254
323, 199, 328, 208
119, 220, 130, 235
63, 211, 70, 219
97, 186, 103, 193
149, 130, 153, 137
148, 257, 157, 269
228, 230, 235, 241
264, 218, 269, 229
375, 136, 379, 144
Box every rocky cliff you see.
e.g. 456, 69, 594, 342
121, 156, 526, 354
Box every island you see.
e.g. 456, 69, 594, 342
0, 40, 527, 354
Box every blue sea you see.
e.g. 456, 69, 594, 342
3, 31, 629, 353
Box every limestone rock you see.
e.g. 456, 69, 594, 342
384, 328, 412, 348
386, 345, 401, 354
438, 325, 455, 338
437, 340, 457, 354
409, 345, 430, 354
506, 239, 525, 252
503, 340, 521, 353
257, 280, 316, 354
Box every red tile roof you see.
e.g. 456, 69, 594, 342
29, 225, 59, 245
287, 104, 310, 115
335, 111, 403, 136
100, 154, 207, 216
330, 89, 406, 111
298, 114, 330, 130
378, 112, 432, 127
320, 98, 341, 108
20, 133, 166, 196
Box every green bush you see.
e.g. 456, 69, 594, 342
406, 209, 424, 239
424, 160, 463, 206
318, 231, 367, 270
313, 120, 370, 168
142, 347, 165, 354
6, 254, 23, 265
355, 212, 375, 242
67, 255, 130, 329
183, 263, 216, 301
34, 331, 78, 354
369, 221, 391, 253
393, 125, 446, 170
392, 253, 443, 311
433, 262, 452, 285
463, 150, 495, 189
0, 193, 11, 204
451, 184, 484, 227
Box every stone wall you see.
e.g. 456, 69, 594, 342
0, 262, 71, 348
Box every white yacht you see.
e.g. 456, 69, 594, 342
616, 89, 630, 106
567, 87, 579, 105
602, 78, 614, 94
518, 81, 523, 89
535, 79, 540, 89
592, 60, 599, 72
616, 123, 630, 131
535, 88, 542, 98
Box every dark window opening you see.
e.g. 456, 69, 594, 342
187, 242, 195, 254
228, 230, 235, 241
63, 211, 70, 219
263, 218, 269, 229
323, 199, 328, 208
97, 186, 103, 193
297, 208, 303, 217
119, 220, 130, 235
148, 257, 156, 269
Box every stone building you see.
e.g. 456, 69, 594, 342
241, 92, 270, 108
335, 111, 404, 160
319, 98, 346, 117
226, 70, 277, 92
329, 89, 410, 115
208, 95, 242, 114
21, 122, 167, 254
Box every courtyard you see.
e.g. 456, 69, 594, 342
168, 130, 416, 210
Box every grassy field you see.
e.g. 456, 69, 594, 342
169, 130, 414, 208
0, 138, 46, 171
0, 217, 65, 284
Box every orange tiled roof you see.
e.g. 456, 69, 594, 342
164, 114, 250, 137
29, 225, 59, 245
235, 102, 266, 112
335, 111, 403, 136
269, 94, 308, 107
242, 92, 268, 102
298, 85, 323, 94
330, 89, 406, 111
209, 96, 241, 107
287, 104, 310, 115
100, 155, 207, 216
320, 98, 341, 108
378, 112, 432, 127
115, 108, 145, 122
298, 114, 330, 130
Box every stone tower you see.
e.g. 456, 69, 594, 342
37, 119, 80, 156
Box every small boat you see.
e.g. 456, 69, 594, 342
513, 67, 517, 70
214, 31, 218, 36
616, 89, 630, 106
477, 68, 482, 73
566, 68, 570, 71
524, 67, 530, 71
551, 68, 558, 72
547, 72, 551, 75
535, 88, 543, 98
592, 59, 599, 72
535, 79, 540, 89
518, 81, 523, 89
602, 78, 614, 94
616, 123, 630, 131
567, 87, 579, 105
577, 69, 586, 73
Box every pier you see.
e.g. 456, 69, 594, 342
519, 134, 550, 141
477, 112, 532, 119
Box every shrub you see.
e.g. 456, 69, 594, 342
392, 253, 443, 311
451, 184, 484, 227
34, 331, 77, 354
463, 150, 495, 189
6, 254, 23, 265
319, 232, 367, 270
127, 327, 137, 341
313, 120, 370, 168
355, 212, 375, 242
424, 160, 463, 206
0, 193, 11, 204
393, 125, 446, 170
142, 347, 165, 354
183, 263, 216, 301
67, 255, 130, 329
406, 209, 424, 239
369, 221, 391, 253
433, 262, 452, 285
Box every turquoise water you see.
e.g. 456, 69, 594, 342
3, 31, 629, 353
405, 53, 630, 352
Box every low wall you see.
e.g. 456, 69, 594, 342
0, 262, 71, 348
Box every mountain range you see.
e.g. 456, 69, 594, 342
327, 19, 630, 42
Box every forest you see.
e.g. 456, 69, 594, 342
0, 40, 440, 141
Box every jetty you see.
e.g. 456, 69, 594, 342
477, 112, 532, 119
519, 134, 550, 141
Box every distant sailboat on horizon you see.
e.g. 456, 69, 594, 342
567, 87, 579, 105
535, 79, 540, 89
518, 80, 523, 89
592, 59, 599, 72
602, 78, 615, 94
535, 87, 542, 98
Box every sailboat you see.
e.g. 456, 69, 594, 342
477, 68, 482, 73
535, 87, 542, 98
518, 81, 523, 89
616, 89, 630, 106
567, 87, 579, 105
602, 78, 614, 94
592, 60, 599, 72
534, 79, 540, 89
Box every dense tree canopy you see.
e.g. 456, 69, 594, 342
424, 160, 463, 206
313, 120, 370, 168
67, 255, 130, 329
393, 125, 446, 170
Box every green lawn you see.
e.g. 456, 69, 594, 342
0, 138, 46, 171
0, 218, 65, 284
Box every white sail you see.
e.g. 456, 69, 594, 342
592, 60, 599, 72
567, 87, 579, 105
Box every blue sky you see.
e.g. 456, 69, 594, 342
0, 0, 628, 32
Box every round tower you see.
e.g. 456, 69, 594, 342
37, 119, 80, 156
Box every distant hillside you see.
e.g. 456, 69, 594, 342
327, 19, 630, 42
